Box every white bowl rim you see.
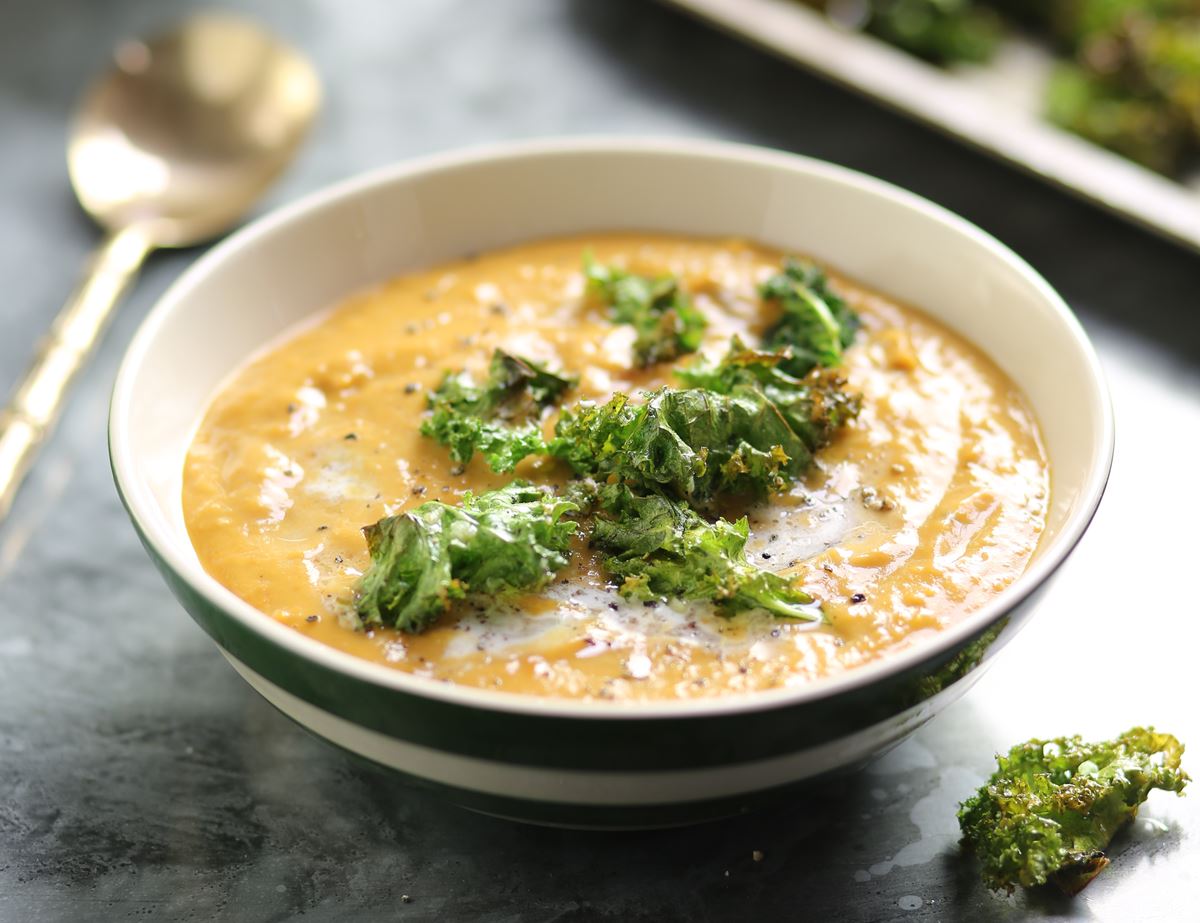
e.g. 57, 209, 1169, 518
109, 135, 1115, 720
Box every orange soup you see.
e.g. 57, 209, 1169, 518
183, 234, 1048, 701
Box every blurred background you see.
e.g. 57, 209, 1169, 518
2, 2, 1198, 921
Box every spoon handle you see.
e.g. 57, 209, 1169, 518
0, 225, 152, 521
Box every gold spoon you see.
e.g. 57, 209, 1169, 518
0, 13, 320, 520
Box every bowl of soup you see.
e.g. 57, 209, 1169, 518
110, 138, 1112, 827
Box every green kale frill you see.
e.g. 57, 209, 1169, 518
354, 482, 579, 633
550, 340, 859, 502
420, 349, 576, 472
585, 257, 708, 367
590, 484, 822, 622
958, 726, 1189, 895
760, 258, 861, 376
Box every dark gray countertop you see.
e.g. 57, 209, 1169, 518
2, 2, 1198, 921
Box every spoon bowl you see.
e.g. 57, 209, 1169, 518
68, 13, 320, 246
0, 13, 319, 520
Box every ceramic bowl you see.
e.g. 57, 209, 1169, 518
110, 138, 1113, 828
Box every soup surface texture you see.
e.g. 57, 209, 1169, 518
183, 234, 1048, 701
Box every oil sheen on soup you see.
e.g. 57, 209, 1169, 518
183, 234, 1049, 701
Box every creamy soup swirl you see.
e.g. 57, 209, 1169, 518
183, 234, 1048, 701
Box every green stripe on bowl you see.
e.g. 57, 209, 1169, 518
129, 528, 1041, 772
113, 447, 1051, 775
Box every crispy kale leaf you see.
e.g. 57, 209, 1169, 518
858, 0, 1002, 64
959, 727, 1189, 895
676, 337, 861, 453
760, 259, 861, 376
590, 484, 821, 621
354, 482, 578, 633
551, 388, 802, 501
584, 257, 707, 367
550, 340, 859, 501
420, 349, 575, 472
1046, 63, 1189, 173
1044, 8, 1200, 173
1022, 0, 1200, 48
809, 0, 1200, 176
987, 0, 1200, 174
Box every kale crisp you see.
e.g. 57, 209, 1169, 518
959, 727, 1189, 895
355, 482, 578, 633
420, 349, 575, 472
551, 342, 858, 502
591, 484, 822, 622
584, 256, 707, 367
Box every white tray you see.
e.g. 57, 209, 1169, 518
662, 0, 1200, 252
